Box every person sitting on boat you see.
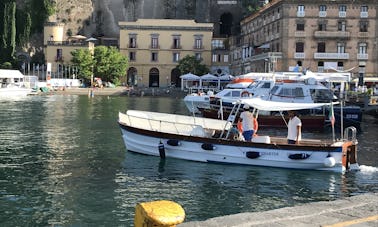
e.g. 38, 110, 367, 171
238, 104, 255, 141
287, 110, 302, 145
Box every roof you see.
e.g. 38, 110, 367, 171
0, 69, 24, 79
240, 98, 336, 112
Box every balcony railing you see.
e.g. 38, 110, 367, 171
128, 44, 137, 48
314, 52, 349, 59
193, 45, 204, 50
358, 32, 369, 38
55, 56, 64, 62
171, 45, 182, 49
47, 41, 88, 46
294, 52, 305, 59
314, 31, 350, 39
357, 53, 368, 60
297, 11, 305, 17
149, 45, 160, 49
319, 11, 327, 17
294, 31, 306, 37
360, 12, 368, 18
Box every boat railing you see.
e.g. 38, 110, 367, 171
343, 126, 357, 144
123, 113, 226, 137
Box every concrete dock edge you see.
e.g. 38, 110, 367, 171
179, 193, 378, 227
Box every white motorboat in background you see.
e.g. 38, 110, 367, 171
0, 69, 33, 98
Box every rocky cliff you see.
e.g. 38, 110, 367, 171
51, 0, 254, 38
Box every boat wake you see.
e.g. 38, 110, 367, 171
358, 165, 378, 173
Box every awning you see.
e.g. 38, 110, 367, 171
258, 43, 270, 49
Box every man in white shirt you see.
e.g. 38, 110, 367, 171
238, 104, 255, 141
287, 110, 302, 144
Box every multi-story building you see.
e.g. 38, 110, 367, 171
119, 19, 213, 87
44, 22, 95, 77
231, 0, 377, 81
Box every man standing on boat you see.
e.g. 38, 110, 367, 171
238, 104, 255, 141
287, 110, 302, 144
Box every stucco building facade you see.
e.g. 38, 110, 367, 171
119, 19, 213, 87
230, 0, 377, 81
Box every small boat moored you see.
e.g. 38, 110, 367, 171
118, 98, 359, 172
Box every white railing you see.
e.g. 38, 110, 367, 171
360, 12, 368, 18
357, 53, 368, 60
294, 52, 305, 59
319, 11, 327, 17
314, 52, 349, 59
297, 11, 305, 17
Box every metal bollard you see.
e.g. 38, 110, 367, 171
134, 200, 185, 227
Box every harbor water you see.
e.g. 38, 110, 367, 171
0, 95, 377, 226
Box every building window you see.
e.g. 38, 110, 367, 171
173, 53, 180, 62
319, 5, 326, 11
339, 5, 346, 17
296, 42, 304, 52
129, 52, 136, 61
358, 42, 367, 54
151, 36, 159, 49
339, 5, 346, 12
296, 23, 304, 31
224, 55, 229, 63
297, 5, 305, 17
151, 52, 158, 62
360, 5, 368, 12
338, 21, 346, 31
194, 35, 203, 49
195, 53, 201, 61
129, 36, 137, 48
317, 42, 325, 52
212, 54, 217, 62
172, 36, 181, 49
359, 21, 368, 32
56, 49, 63, 61
337, 42, 345, 53
318, 21, 326, 31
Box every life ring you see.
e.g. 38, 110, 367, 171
241, 90, 250, 97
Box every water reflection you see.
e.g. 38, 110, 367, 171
0, 95, 377, 226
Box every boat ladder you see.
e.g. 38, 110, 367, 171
343, 126, 357, 144
220, 102, 242, 139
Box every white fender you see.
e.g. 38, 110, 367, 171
323, 156, 336, 167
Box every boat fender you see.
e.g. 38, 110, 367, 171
288, 153, 311, 160
323, 156, 336, 167
167, 139, 181, 146
246, 151, 260, 159
201, 143, 216, 150
158, 140, 166, 159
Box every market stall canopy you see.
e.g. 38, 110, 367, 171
0, 69, 24, 78
180, 73, 200, 80
200, 73, 218, 81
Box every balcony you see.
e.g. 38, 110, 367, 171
294, 31, 306, 37
294, 52, 305, 59
358, 32, 369, 38
297, 11, 305, 17
55, 56, 64, 62
314, 31, 350, 39
357, 53, 368, 60
149, 45, 160, 49
128, 44, 138, 48
319, 11, 327, 17
314, 52, 349, 59
193, 45, 204, 50
171, 45, 182, 49
339, 12, 346, 18
360, 12, 368, 18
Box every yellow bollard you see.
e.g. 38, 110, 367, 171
134, 200, 185, 227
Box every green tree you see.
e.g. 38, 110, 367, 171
175, 55, 209, 76
93, 46, 128, 83
16, 9, 31, 47
29, 0, 55, 32
0, 0, 16, 64
71, 49, 94, 80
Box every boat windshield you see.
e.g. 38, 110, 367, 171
310, 89, 335, 103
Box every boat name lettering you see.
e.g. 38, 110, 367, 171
261, 151, 279, 156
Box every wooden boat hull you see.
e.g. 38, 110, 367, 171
118, 111, 358, 172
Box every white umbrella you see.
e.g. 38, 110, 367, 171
200, 73, 218, 80
180, 73, 200, 90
